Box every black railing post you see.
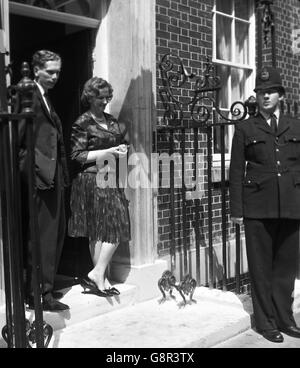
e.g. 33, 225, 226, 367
17, 62, 45, 348
220, 121, 227, 291
235, 224, 241, 294
169, 130, 176, 274
207, 123, 214, 289
0, 60, 53, 348
193, 128, 201, 285
181, 127, 188, 275
0, 30, 27, 346
0, 119, 14, 348
0, 17, 14, 348
4, 115, 27, 347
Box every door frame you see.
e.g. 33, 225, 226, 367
0, 0, 97, 306
9, 1, 99, 28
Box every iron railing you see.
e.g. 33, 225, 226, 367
0, 58, 53, 348
156, 0, 283, 297
156, 53, 251, 295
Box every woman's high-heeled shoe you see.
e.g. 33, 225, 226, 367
97, 289, 114, 297
80, 277, 114, 297
107, 287, 120, 295
80, 277, 99, 293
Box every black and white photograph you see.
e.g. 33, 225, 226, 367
1, 0, 300, 352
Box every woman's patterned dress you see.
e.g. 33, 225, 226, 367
68, 111, 130, 244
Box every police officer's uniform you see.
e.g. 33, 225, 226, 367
229, 67, 300, 336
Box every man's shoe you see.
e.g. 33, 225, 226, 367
43, 298, 69, 312
261, 329, 284, 343
279, 326, 300, 338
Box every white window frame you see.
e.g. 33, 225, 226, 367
212, 0, 256, 167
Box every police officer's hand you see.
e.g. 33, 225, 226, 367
231, 217, 243, 226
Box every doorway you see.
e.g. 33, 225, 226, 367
10, 13, 94, 279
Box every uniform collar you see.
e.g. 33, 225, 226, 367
259, 107, 280, 122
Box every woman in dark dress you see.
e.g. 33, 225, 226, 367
68, 77, 130, 297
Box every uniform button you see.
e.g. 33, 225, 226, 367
51, 158, 55, 161
278, 173, 282, 177
277, 161, 281, 165
253, 140, 257, 143
276, 149, 279, 152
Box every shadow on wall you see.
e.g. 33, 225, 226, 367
111, 68, 156, 280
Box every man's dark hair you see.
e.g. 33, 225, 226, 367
32, 50, 61, 69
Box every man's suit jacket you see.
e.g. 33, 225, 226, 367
229, 113, 300, 219
19, 87, 69, 190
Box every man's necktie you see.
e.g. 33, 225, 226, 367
270, 113, 278, 134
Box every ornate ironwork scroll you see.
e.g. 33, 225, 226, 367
157, 53, 255, 296
158, 270, 197, 308
260, 0, 275, 47
159, 54, 248, 127
2, 319, 53, 348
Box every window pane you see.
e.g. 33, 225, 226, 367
231, 68, 251, 103
235, 0, 250, 20
216, 65, 230, 109
235, 21, 249, 64
216, 15, 232, 62
216, 0, 233, 15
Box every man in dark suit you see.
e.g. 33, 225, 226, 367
19, 50, 69, 311
229, 66, 300, 343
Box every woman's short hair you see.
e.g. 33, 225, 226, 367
32, 50, 61, 69
81, 77, 113, 107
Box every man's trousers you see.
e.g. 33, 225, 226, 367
244, 218, 299, 331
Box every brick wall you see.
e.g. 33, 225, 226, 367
156, 0, 216, 258
155, 0, 300, 263
270, 0, 300, 108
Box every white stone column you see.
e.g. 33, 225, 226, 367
93, 0, 166, 300
0, 0, 9, 308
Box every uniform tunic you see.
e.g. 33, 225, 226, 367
230, 114, 300, 219
229, 113, 300, 331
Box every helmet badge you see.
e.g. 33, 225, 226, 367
260, 69, 270, 81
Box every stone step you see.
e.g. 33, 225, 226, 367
0, 281, 139, 347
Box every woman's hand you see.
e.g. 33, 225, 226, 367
87, 145, 128, 163
109, 144, 129, 157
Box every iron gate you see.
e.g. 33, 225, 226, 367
155, 0, 285, 296
156, 54, 252, 294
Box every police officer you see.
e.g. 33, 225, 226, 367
229, 66, 300, 343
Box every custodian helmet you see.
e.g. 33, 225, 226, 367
254, 66, 285, 94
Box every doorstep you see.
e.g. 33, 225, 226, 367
0, 281, 138, 348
